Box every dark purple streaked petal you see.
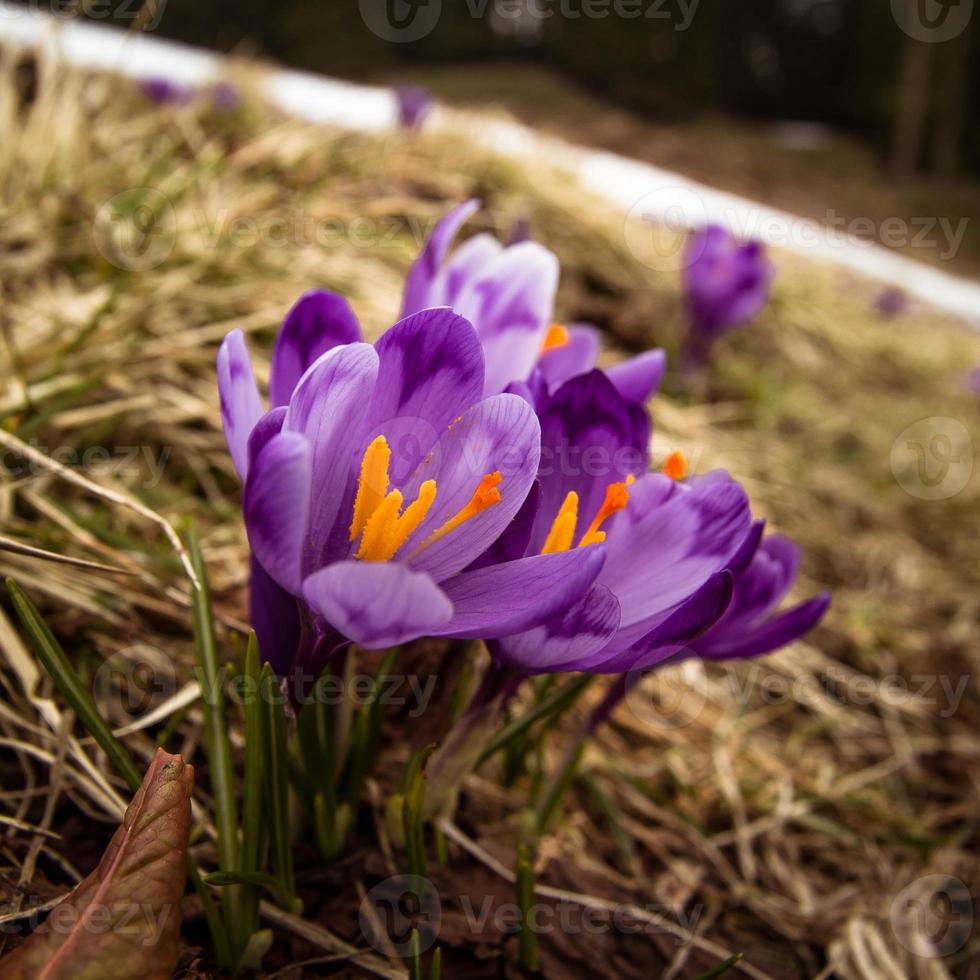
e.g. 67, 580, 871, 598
437, 233, 503, 309
217, 329, 263, 479
302, 561, 453, 649
694, 593, 830, 660
606, 348, 667, 406
726, 519, 765, 578
250, 555, 302, 675
243, 432, 311, 595
531, 370, 637, 554
433, 545, 607, 639
368, 308, 485, 482
403, 393, 540, 580
494, 585, 621, 673
284, 342, 379, 571
270, 290, 361, 407
536, 324, 600, 392
246, 406, 287, 471
401, 199, 480, 317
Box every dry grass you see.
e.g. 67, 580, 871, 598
0, 48, 978, 979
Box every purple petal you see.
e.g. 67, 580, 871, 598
536, 324, 600, 393
606, 348, 667, 406
270, 290, 361, 408
244, 432, 311, 595
217, 329, 263, 479
250, 555, 302, 675
437, 233, 504, 309
302, 561, 453, 649
432, 544, 607, 639
368, 308, 485, 482
495, 584, 621, 673
401, 199, 480, 317
455, 242, 560, 396
404, 393, 540, 580
284, 343, 379, 570
726, 519, 765, 577
246, 406, 287, 471
695, 593, 830, 660
599, 470, 751, 626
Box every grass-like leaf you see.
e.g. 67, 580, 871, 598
0, 749, 193, 980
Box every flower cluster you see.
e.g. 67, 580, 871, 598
218, 201, 827, 786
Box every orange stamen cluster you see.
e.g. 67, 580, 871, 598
662, 450, 688, 481
350, 436, 502, 562
540, 323, 570, 353
541, 479, 632, 554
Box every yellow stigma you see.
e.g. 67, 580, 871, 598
415, 471, 503, 554
540, 323, 570, 353
541, 491, 579, 554
578, 482, 630, 547
350, 435, 391, 542
662, 450, 688, 481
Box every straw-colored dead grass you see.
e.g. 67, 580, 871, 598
0, 49, 978, 980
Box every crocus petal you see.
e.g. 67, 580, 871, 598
536, 324, 600, 393
495, 585, 621, 673
285, 343, 379, 569
588, 571, 734, 673
401, 199, 480, 317
726, 519, 765, 577
432, 544, 607, 639
436, 233, 504, 309
405, 393, 540, 580
270, 290, 361, 408
606, 348, 667, 406
249, 555, 302, 675
246, 406, 287, 470
455, 242, 560, 396
695, 593, 830, 661
243, 432, 311, 595
369, 308, 485, 483
302, 561, 453, 649
599, 471, 751, 626
217, 329, 263, 479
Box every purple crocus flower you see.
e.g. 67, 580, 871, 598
218, 290, 605, 681
139, 77, 195, 106
966, 367, 980, 395
683, 224, 773, 360
874, 286, 908, 318
210, 82, 241, 111
393, 85, 432, 130
488, 370, 752, 677
403, 201, 666, 428
685, 521, 830, 661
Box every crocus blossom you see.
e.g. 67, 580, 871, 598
488, 370, 752, 676
139, 77, 195, 106
393, 85, 432, 130
683, 224, 773, 360
218, 292, 606, 678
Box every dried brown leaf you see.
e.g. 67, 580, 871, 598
0, 749, 193, 980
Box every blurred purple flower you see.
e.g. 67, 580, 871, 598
965, 366, 980, 395
683, 224, 773, 359
139, 77, 195, 106
874, 286, 908, 318
218, 292, 604, 682
393, 85, 432, 130
210, 81, 241, 111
